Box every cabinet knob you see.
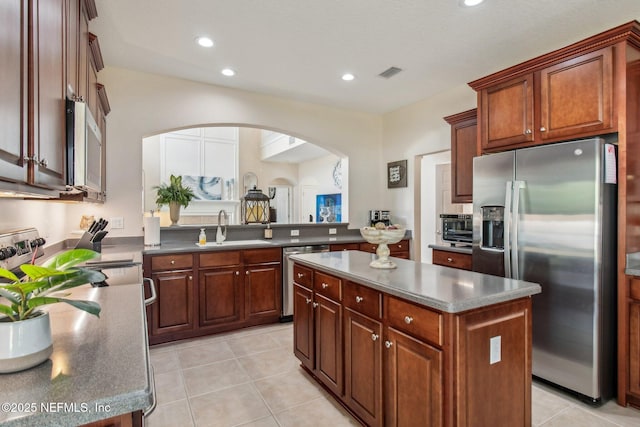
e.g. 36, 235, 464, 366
170, 260, 175, 265
525, 129, 532, 134
540, 126, 547, 132
312, 302, 319, 308
355, 296, 364, 303
246, 271, 249, 275
297, 273, 304, 278
38, 158, 48, 167
398, 245, 402, 249
371, 334, 379, 341
322, 283, 329, 289
305, 298, 312, 304
404, 315, 413, 325
384, 341, 393, 349
447, 257, 453, 262
235, 271, 240, 275
188, 275, 192, 280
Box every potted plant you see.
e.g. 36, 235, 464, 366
0, 249, 105, 373
154, 174, 194, 225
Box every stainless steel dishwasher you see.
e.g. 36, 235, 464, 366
281, 244, 330, 321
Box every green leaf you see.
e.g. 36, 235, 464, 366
41, 269, 105, 294
42, 249, 100, 270
0, 268, 19, 283
20, 264, 64, 280
0, 304, 16, 318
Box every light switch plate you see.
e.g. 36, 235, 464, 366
110, 217, 124, 229
290, 229, 300, 236
329, 228, 337, 235
490, 336, 501, 364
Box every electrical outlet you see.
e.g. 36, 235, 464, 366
329, 228, 337, 235
290, 229, 300, 237
490, 336, 501, 365
110, 217, 124, 229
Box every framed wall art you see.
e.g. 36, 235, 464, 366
387, 160, 407, 188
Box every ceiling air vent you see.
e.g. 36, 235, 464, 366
378, 66, 403, 79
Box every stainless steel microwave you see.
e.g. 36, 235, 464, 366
440, 214, 473, 244
65, 99, 102, 193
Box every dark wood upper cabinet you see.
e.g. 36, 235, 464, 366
444, 109, 478, 203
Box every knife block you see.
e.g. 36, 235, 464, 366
74, 231, 102, 252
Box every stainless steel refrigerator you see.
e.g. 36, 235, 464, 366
472, 138, 617, 403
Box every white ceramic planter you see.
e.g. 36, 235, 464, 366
0, 312, 53, 373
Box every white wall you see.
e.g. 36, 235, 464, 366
64, 67, 382, 237
0, 199, 69, 246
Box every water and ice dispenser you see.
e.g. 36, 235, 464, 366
481, 206, 504, 250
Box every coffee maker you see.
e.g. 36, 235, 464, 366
369, 210, 391, 226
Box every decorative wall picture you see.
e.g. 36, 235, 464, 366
182, 175, 222, 200
316, 193, 342, 223
387, 160, 407, 188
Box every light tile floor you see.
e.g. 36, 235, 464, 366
147, 323, 640, 427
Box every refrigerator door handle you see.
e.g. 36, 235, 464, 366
504, 181, 512, 278
511, 180, 525, 280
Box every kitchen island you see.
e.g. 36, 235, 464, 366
0, 284, 153, 427
290, 250, 541, 427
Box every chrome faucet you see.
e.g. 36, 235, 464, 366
216, 210, 228, 244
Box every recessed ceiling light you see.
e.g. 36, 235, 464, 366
221, 68, 236, 77
462, 0, 484, 6
342, 73, 355, 81
196, 36, 214, 48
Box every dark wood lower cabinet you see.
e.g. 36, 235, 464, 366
384, 327, 442, 427
150, 270, 194, 336
199, 267, 243, 328
293, 283, 314, 371
344, 308, 383, 427
315, 293, 343, 396
245, 264, 281, 320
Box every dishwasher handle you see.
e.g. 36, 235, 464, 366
143, 277, 157, 306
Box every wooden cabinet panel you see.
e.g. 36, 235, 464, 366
245, 264, 281, 320
343, 281, 382, 319
32, 0, 67, 188
315, 293, 343, 396
344, 309, 383, 427
360, 239, 411, 259
293, 283, 314, 371
150, 271, 194, 335
199, 251, 241, 268
432, 249, 472, 271
65, 0, 79, 98
314, 271, 342, 301
630, 301, 640, 397
151, 254, 193, 271
0, 0, 28, 184
384, 327, 442, 427
330, 243, 360, 251
359, 242, 379, 253
630, 278, 640, 301
539, 47, 613, 141
199, 267, 242, 327
243, 247, 280, 264
444, 109, 478, 203
293, 264, 313, 287
385, 295, 442, 347
480, 74, 534, 151
456, 299, 531, 427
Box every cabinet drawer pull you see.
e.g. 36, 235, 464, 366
235, 271, 240, 275
246, 271, 249, 275
384, 340, 393, 348
371, 334, 379, 341
322, 283, 329, 289
188, 275, 192, 280
447, 257, 453, 262
404, 315, 413, 325
305, 298, 312, 304
312, 302, 319, 308
355, 296, 364, 303
398, 245, 402, 249
540, 126, 547, 132
170, 260, 175, 265
525, 129, 532, 134
297, 273, 304, 278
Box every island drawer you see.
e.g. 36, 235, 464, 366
343, 281, 381, 319
385, 295, 443, 347
630, 277, 640, 301
432, 249, 472, 271
314, 271, 342, 301
151, 254, 193, 271
293, 264, 313, 287
199, 251, 241, 268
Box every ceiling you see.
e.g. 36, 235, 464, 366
93, 0, 640, 114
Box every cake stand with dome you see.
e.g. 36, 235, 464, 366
360, 226, 406, 269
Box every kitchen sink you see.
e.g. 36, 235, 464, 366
196, 240, 273, 247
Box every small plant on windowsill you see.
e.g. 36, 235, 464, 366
0, 249, 105, 373
154, 174, 195, 226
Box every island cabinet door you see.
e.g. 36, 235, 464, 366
384, 327, 443, 427
315, 293, 343, 396
344, 308, 383, 427
245, 264, 281, 321
199, 267, 243, 328
150, 271, 195, 335
293, 283, 314, 371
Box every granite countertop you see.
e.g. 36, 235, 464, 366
0, 285, 153, 427
290, 251, 541, 313
428, 244, 472, 255
626, 252, 640, 276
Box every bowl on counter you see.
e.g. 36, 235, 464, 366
360, 225, 406, 269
